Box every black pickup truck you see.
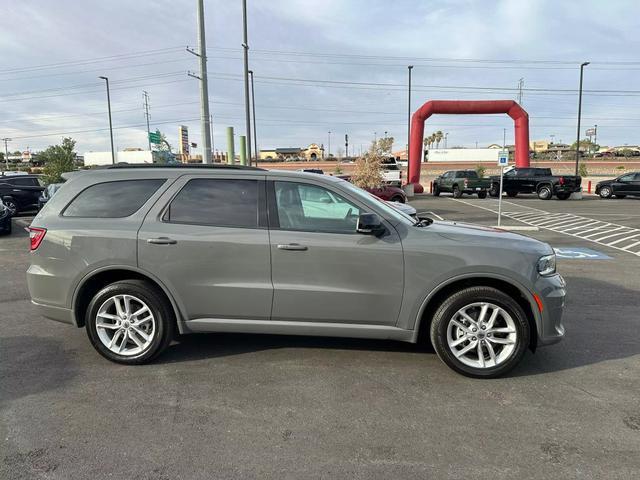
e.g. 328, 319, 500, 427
489, 167, 581, 200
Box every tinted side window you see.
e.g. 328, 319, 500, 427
619, 174, 635, 182
463, 171, 478, 178
63, 179, 165, 218
9, 177, 36, 186
165, 178, 259, 228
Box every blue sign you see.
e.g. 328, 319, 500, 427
553, 247, 611, 260
498, 150, 509, 166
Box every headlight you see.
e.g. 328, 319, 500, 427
537, 254, 556, 276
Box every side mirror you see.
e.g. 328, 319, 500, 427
357, 213, 385, 236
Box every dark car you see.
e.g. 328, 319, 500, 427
433, 170, 490, 198
38, 183, 63, 209
0, 198, 12, 235
0, 174, 45, 214
367, 184, 407, 203
489, 167, 581, 200
595, 172, 640, 199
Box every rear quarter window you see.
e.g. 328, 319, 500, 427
63, 179, 165, 218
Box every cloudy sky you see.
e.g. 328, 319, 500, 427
1, 0, 639, 157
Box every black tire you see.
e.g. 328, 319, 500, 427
85, 280, 175, 365
477, 191, 487, 199
614, 194, 626, 199
506, 191, 518, 198
390, 195, 405, 203
432, 184, 440, 197
599, 186, 612, 199
3, 198, 18, 215
537, 185, 552, 200
556, 192, 571, 200
489, 184, 500, 197
453, 185, 463, 198
430, 286, 530, 378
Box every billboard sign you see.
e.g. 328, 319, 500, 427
179, 125, 189, 155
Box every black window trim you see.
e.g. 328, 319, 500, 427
160, 177, 268, 230
266, 179, 366, 235
61, 178, 167, 218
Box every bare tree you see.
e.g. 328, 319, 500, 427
351, 137, 394, 189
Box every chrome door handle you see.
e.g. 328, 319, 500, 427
147, 237, 177, 245
277, 243, 308, 251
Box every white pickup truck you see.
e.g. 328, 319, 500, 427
381, 157, 402, 186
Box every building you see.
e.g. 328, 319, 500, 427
259, 143, 325, 161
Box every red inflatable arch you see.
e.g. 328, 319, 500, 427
407, 100, 530, 193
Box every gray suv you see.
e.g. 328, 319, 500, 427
27, 165, 565, 377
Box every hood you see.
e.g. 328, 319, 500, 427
424, 220, 552, 255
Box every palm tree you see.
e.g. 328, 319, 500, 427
423, 137, 430, 150
435, 131, 444, 149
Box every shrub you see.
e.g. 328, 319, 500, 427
475, 164, 486, 177
578, 163, 588, 177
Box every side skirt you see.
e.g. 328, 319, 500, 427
182, 318, 415, 342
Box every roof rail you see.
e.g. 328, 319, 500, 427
99, 163, 265, 171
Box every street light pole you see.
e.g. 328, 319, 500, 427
575, 61, 590, 176
2, 138, 11, 169
249, 70, 257, 166
98, 76, 115, 164
327, 130, 331, 158
407, 65, 413, 179
444, 132, 449, 148
241, 0, 252, 165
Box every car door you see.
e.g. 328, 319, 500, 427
440, 172, 452, 191
4, 177, 42, 210
267, 178, 404, 326
632, 173, 640, 194
138, 174, 273, 321
613, 173, 636, 195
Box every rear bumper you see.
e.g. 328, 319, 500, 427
554, 185, 581, 194
535, 274, 566, 346
31, 300, 75, 326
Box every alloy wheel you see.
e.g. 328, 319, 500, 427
95, 294, 156, 356
446, 302, 517, 369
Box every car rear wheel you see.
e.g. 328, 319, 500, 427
599, 186, 612, 199
489, 184, 500, 197
453, 186, 463, 198
85, 280, 175, 364
477, 191, 487, 199
430, 286, 529, 378
433, 184, 440, 196
3, 198, 17, 215
537, 185, 552, 200
390, 195, 405, 203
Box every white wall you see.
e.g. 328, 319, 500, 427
426, 148, 500, 162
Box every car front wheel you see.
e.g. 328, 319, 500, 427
85, 280, 175, 364
3, 198, 17, 215
537, 185, 552, 200
430, 286, 530, 378
599, 186, 612, 199
433, 184, 440, 196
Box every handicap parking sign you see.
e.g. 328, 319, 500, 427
498, 150, 509, 166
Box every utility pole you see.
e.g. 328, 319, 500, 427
143, 90, 151, 151
2, 138, 10, 169
328, 131, 331, 158
345, 134, 349, 158
517, 77, 524, 105
444, 132, 449, 148
187, 0, 212, 164
593, 124, 598, 153
98, 76, 115, 164
575, 62, 590, 176
407, 65, 413, 178
241, 0, 252, 164
249, 70, 257, 166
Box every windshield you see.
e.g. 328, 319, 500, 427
337, 180, 416, 226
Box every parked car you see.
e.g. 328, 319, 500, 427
595, 172, 640, 199
0, 174, 45, 214
488, 168, 581, 200
299, 168, 324, 175
28, 165, 566, 378
367, 184, 407, 203
433, 170, 490, 198
381, 157, 402, 186
0, 198, 12, 235
38, 183, 63, 209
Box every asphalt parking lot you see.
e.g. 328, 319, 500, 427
2, 196, 640, 479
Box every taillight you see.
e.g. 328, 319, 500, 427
464, 179, 468, 187
559, 176, 565, 185
29, 227, 47, 251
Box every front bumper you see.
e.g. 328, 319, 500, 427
535, 273, 566, 346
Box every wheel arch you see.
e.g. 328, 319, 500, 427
72, 266, 185, 333
412, 275, 538, 351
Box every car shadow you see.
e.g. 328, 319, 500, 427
159, 275, 638, 378
160, 332, 433, 364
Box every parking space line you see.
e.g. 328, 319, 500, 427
448, 198, 640, 257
